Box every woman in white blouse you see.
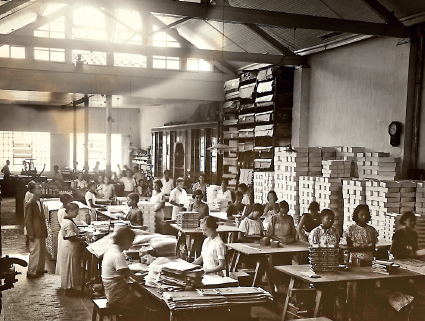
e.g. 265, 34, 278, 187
193, 216, 226, 276
150, 180, 166, 233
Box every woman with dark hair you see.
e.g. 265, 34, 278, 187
125, 193, 144, 227
189, 189, 209, 219
263, 190, 279, 230
192, 173, 209, 201
102, 227, 143, 319
193, 216, 226, 275
59, 202, 83, 296
56, 193, 73, 275
296, 201, 321, 242
85, 181, 102, 222
150, 179, 165, 233
391, 211, 422, 259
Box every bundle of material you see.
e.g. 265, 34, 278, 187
149, 237, 177, 257
197, 286, 272, 304
157, 261, 204, 292
176, 211, 202, 228
309, 246, 339, 273
372, 260, 399, 275
163, 291, 227, 309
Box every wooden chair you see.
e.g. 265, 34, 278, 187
91, 298, 129, 321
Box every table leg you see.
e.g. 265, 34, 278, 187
314, 288, 323, 317
252, 260, 262, 287
231, 252, 241, 272
281, 277, 295, 321
263, 257, 277, 298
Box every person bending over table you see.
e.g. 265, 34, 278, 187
238, 203, 264, 242
125, 193, 145, 227
102, 227, 144, 319
391, 211, 423, 260
237, 183, 251, 206
193, 216, 226, 276
227, 191, 247, 218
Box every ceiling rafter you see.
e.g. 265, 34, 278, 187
148, 17, 190, 36
0, 33, 305, 65
360, 0, 407, 29
149, 14, 237, 76
62, 0, 411, 38
0, 0, 33, 18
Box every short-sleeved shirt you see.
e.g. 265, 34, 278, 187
57, 208, 66, 227
242, 194, 251, 206
309, 225, 340, 247
126, 207, 144, 226
192, 182, 209, 201
344, 224, 378, 261
170, 187, 187, 220
391, 227, 419, 259
85, 191, 96, 209
267, 214, 295, 239
161, 178, 174, 195
217, 189, 232, 203
120, 177, 135, 192
99, 184, 115, 199
188, 201, 209, 219
201, 235, 226, 276
239, 217, 263, 237
61, 218, 78, 238
102, 244, 129, 281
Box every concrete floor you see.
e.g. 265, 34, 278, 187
0, 197, 281, 321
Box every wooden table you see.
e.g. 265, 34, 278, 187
131, 283, 272, 321
275, 264, 422, 320
226, 242, 309, 298
170, 224, 240, 261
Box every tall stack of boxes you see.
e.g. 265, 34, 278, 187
416, 182, 425, 215
400, 181, 416, 213
315, 177, 344, 233
357, 153, 400, 181
138, 201, 156, 233
253, 171, 275, 204
308, 147, 322, 176
239, 169, 254, 186
342, 179, 367, 230
299, 176, 317, 214
322, 160, 352, 178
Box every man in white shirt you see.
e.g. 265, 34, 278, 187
169, 177, 187, 220
161, 169, 174, 195
217, 179, 232, 204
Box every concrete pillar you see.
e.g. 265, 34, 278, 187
106, 95, 112, 178
84, 95, 89, 175
292, 66, 310, 147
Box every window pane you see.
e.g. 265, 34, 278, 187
0, 45, 10, 58
34, 48, 49, 61
199, 59, 211, 71
167, 58, 180, 70
10, 46, 25, 59
187, 58, 199, 71
34, 30, 49, 37
153, 56, 166, 69
50, 49, 65, 62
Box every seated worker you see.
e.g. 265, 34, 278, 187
238, 203, 264, 242
188, 189, 209, 219
125, 193, 144, 227
391, 211, 422, 260
227, 191, 247, 218
193, 216, 226, 276
262, 190, 279, 230
98, 176, 116, 200
308, 209, 340, 247
237, 183, 251, 206
192, 173, 209, 201
296, 201, 321, 242
217, 179, 232, 204
102, 227, 144, 320
75, 172, 88, 190
51, 165, 64, 189
96, 174, 104, 198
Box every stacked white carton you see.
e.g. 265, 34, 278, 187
322, 160, 352, 178
399, 181, 416, 214
138, 201, 156, 233
253, 171, 275, 204
299, 176, 317, 214
308, 147, 322, 176
342, 179, 367, 230
357, 152, 400, 181
321, 147, 337, 161
381, 213, 401, 242
274, 147, 309, 219
366, 180, 402, 238
239, 169, 254, 186
315, 177, 343, 233
415, 182, 425, 215
335, 147, 366, 177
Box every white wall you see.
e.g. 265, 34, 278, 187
305, 37, 411, 158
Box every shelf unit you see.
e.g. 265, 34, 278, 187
228, 65, 294, 173
132, 148, 153, 178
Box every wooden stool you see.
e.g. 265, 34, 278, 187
92, 298, 129, 321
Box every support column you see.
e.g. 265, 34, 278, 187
106, 95, 112, 179
292, 66, 310, 147
73, 101, 77, 172
84, 94, 89, 175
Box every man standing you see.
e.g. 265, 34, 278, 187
169, 177, 187, 220
161, 170, 174, 196
25, 182, 48, 278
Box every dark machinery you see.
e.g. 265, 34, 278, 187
0, 256, 27, 292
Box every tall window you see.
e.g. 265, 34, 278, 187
113, 10, 142, 44
0, 131, 50, 172
73, 6, 106, 41
0, 45, 25, 59
70, 133, 121, 172
34, 16, 65, 39
152, 25, 180, 70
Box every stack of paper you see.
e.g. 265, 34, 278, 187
163, 291, 227, 309
157, 261, 204, 292
176, 211, 202, 228
315, 177, 343, 233
309, 246, 339, 272
138, 201, 156, 232
253, 171, 274, 204
342, 179, 367, 231
415, 182, 425, 215
322, 160, 352, 178
372, 260, 399, 275
299, 176, 317, 215
380, 212, 401, 242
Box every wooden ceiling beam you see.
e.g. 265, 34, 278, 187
360, 0, 407, 29
0, 0, 33, 17
0, 33, 306, 65
62, 0, 412, 38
